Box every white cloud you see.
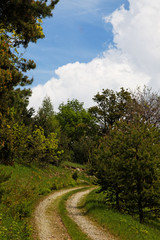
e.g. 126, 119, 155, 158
105, 1, 160, 85
29, 0, 160, 112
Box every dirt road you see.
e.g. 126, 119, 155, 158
34, 187, 81, 240
34, 187, 117, 240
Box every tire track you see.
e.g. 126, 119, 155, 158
66, 188, 118, 240
34, 187, 83, 240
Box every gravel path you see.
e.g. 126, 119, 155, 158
34, 187, 118, 240
34, 187, 82, 240
66, 188, 117, 240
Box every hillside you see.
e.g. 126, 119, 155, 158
0, 162, 90, 239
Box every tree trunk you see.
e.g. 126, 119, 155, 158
116, 190, 120, 210
138, 196, 144, 223
137, 179, 144, 223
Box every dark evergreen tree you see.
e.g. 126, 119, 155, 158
0, 0, 59, 47
0, 0, 59, 165
92, 119, 160, 223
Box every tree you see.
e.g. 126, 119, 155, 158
92, 119, 160, 223
89, 88, 132, 134
0, 0, 59, 47
0, 34, 36, 164
0, 0, 59, 165
0, 0, 59, 99
0, 110, 34, 165
57, 99, 98, 163
129, 86, 160, 127
1, 88, 34, 123
34, 97, 60, 137
57, 99, 97, 141
25, 127, 61, 166
72, 136, 96, 164
0, 34, 36, 99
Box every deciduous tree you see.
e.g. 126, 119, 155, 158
89, 88, 131, 134
57, 99, 98, 163
34, 97, 60, 137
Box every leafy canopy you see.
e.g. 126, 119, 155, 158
89, 88, 132, 134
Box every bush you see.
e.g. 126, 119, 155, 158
72, 171, 78, 181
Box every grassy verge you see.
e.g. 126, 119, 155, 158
82, 189, 160, 240
58, 187, 91, 240
0, 163, 92, 240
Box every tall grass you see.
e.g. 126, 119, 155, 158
83, 189, 160, 240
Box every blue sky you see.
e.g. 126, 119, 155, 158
26, 0, 129, 86
28, 0, 160, 111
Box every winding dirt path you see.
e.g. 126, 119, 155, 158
34, 187, 82, 240
34, 187, 118, 240
66, 188, 117, 240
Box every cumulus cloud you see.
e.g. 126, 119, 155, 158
29, 0, 160, 112
105, 0, 160, 86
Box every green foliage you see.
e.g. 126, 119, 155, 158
83, 189, 160, 240
34, 96, 60, 137
0, 0, 59, 47
26, 127, 61, 165
0, 163, 87, 239
57, 99, 97, 141
2, 88, 35, 125
89, 87, 160, 223
0, 0, 59, 167
0, 116, 61, 166
0, 116, 28, 165
0, 34, 35, 97
89, 88, 132, 134
57, 99, 98, 163
92, 119, 160, 223
72, 171, 78, 181
0, 109, 18, 165
72, 136, 96, 164
0, 216, 31, 240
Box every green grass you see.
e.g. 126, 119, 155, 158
61, 161, 95, 186
83, 189, 160, 240
58, 187, 90, 240
0, 163, 92, 240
